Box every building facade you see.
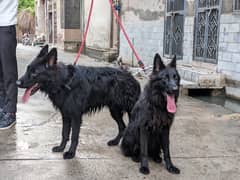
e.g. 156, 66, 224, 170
35, 0, 240, 98
35, 0, 119, 60
119, 0, 240, 98
35, 0, 82, 51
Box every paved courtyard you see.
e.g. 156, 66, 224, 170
0, 45, 240, 180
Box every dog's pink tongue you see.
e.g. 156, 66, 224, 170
22, 87, 34, 103
167, 95, 176, 113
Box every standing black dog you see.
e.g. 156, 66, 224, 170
121, 53, 181, 175
17, 45, 141, 159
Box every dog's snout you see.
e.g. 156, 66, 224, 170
172, 85, 178, 90
16, 80, 22, 86
169, 81, 178, 91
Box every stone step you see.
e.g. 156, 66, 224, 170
178, 65, 225, 89
180, 79, 198, 88
85, 47, 118, 62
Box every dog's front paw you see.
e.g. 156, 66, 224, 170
166, 165, 180, 174
52, 146, 65, 152
107, 139, 119, 146
63, 151, 75, 159
139, 166, 150, 175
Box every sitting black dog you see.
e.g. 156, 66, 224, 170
121, 53, 181, 175
17, 45, 141, 159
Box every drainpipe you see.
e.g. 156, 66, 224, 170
80, 0, 85, 54
117, 0, 121, 55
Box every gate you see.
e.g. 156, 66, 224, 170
164, 0, 185, 59
194, 0, 222, 64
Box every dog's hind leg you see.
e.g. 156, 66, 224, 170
52, 115, 71, 152
63, 114, 82, 159
131, 144, 140, 162
107, 106, 126, 146
139, 127, 150, 175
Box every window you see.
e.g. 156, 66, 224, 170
233, 0, 240, 11
194, 0, 221, 64
60, 0, 81, 29
164, 0, 185, 59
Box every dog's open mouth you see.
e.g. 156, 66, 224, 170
166, 95, 176, 113
22, 83, 40, 103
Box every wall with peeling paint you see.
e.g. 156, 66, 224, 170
121, 0, 165, 21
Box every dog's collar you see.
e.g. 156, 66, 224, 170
62, 67, 75, 91
63, 76, 74, 91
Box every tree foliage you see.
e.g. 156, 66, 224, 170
18, 0, 35, 15
17, 0, 35, 34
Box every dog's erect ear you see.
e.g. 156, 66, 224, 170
38, 44, 49, 57
153, 53, 165, 73
169, 55, 177, 68
47, 48, 58, 66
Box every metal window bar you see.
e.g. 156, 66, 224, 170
193, 0, 222, 64
233, 0, 240, 11
164, 0, 185, 59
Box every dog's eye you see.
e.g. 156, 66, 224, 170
31, 73, 37, 77
30, 69, 38, 77
173, 74, 178, 80
159, 76, 167, 81
162, 75, 169, 81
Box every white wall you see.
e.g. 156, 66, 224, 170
85, 0, 111, 49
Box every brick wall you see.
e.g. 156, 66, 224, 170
119, 0, 240, 86
119, 20, 164, 66
182, 17, 194, 64
119, 1, 195, 67
119, 0, 165, 66
218, 14, 240, 81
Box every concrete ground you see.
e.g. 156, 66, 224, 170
0, 45, 240, 180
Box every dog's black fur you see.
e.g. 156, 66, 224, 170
17, 45, 141, 159
121, 54, 181, 175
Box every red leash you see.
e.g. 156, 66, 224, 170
108, 0, 145, 70
74, 0, 145, 70
73, 0, 94, 65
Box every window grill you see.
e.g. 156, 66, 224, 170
193, 0, 222, 64
164, 0, 185, 59
233, 0, 240, 11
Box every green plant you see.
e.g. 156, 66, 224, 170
18, 0, 35, 15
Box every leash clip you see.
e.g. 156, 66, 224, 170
138, 60, 145, 71
64, 84, 72, 91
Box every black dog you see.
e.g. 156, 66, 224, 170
17, 45, 141, 159
121, 54, 180, 175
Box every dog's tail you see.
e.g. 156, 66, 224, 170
121, 137, 132, 157
120, 127, 138, 157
